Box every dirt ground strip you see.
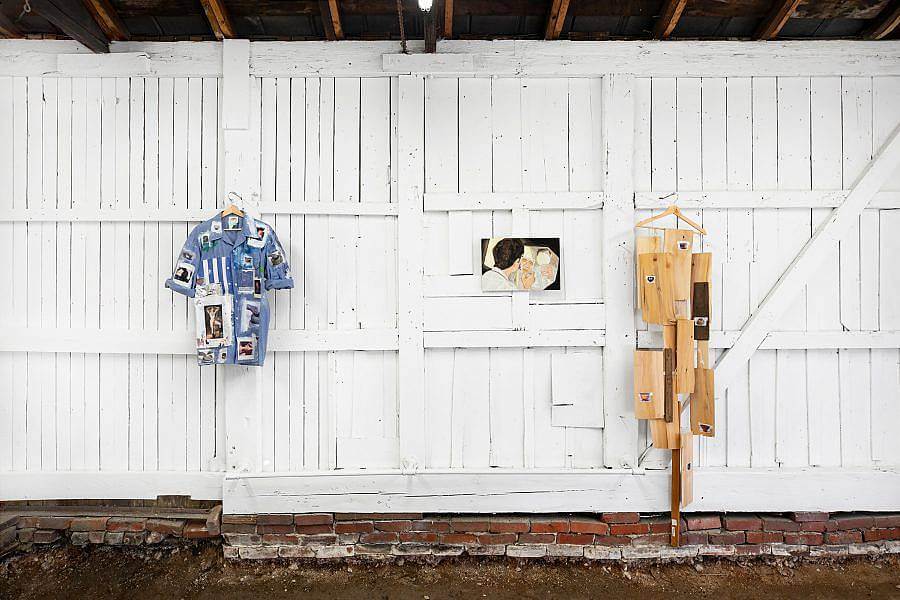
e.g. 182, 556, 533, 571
2, 545, 900, 599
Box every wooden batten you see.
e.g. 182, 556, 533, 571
83, 0, 129, 41
634, 350, 665, 420
675, 319, 695, 394
680, 431, 694, 508
653, 0, 688, 39
691, 252, 712, 340
755, 0, 803, 40
319, 0, 344, 40
635, 235, 660, 307
691, 368, 715, 437
544, 0, 573, 40
638, 253, 676, 325
200, 0, 235, 40
664, 229, 693, 318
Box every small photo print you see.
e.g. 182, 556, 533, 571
241, 300, 261, 332
237, 336, 256, 361
204, 304, 225, 340
197, 348, 214, 365
172, 262, 195, 286
237, 269, 254, 292
180, 248, 196, 262
481, 237, 561, 292
200, 232, 212, 251
268, 250, 284, 267
242, 255, 254, 268
256, 225, 268, 241
218, 347, 228, 363
211, 221, 222, 234
225, 215, 241, 230
253, 278, 262, 297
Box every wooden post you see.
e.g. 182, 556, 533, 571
662, 321, 681, 546
220, 39, 262, 475
601, 74, 638, 468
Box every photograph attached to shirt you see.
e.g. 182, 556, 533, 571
237, 335, 257, 362
481, 237, 561, 292
194, 294, 233, 349
171, 262, 195, 287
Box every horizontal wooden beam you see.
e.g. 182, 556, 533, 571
83, 0, 129, 41
638, 330, 900, 350
635, 190, 900, 209
1, 471, 223, 501
1, 328, 399, 354
1, 202, 398, 221
865, 0, 900, 40
200, 0, 235, 40
223, 468, 900, 513
653, 0, 688, 39
424, 329, 605, 348
544, 0, 573, 40
755, 0, 802, 40
424, 191, 604, 211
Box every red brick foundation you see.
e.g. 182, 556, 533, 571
3, 509, 899, 562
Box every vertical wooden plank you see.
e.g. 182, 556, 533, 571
602, 74, 637, 468
423, 78, 456, 277
453, 78, 490, 275
398, 75, 426, 471
54, 77, 72, 471
288, 77, 306, 471
142, 77, 159, 471
748, 76, 778, 469
675, 77, 701, 190
650, 77, 676, 192
0, 77, 15, 470
10, 77, 28, 471
873, 76, 900, 191
127, 77, 145, 472
807, 76, 843, 467
633, 78, 652, 194
488, 348, 524, 468
424, 349, 453, 468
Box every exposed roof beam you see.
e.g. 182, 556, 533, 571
320, 0, 344, 40
443, 0, 453, 38
544, 0, 573, 40
424, 1, 438, 53
653, 0, 688, 39
0, 10, 23, 38
865, 0, 900, 39
82, 0, 129, 41
31, 0, 109, 53
200, 0, 235, 40
755, 0, 802, 40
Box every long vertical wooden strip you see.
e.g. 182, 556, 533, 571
602, 74, 637, 468
398, 75, 426, 471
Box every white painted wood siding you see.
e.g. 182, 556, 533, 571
0, 41, 898, 509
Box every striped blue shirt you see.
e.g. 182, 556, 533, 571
165, 212, 293, 366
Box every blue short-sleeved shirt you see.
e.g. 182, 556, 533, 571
165, 212, 293, 366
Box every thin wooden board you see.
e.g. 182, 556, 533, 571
636, 235, 660, 308
650, 417, 680, 450
676, 318, 695, 394
691, 367, 715, 436
638, 252, 676, 325
664, 229, 694, 317
634, 350, 665, 420
681, 431, 694, 508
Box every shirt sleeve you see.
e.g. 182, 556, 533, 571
264, 227, 294, 291
164, 226, 203, 298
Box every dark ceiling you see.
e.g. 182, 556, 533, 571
1, 0, 898, 49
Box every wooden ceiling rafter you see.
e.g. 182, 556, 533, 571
544, 0, 573, 40
865, 0, 900, 39
443, 0, 453, 38
319, 0, 344, 40
755, 0, 803, 40
653, 0, 688, 39
31, 0, 110, 52
83, 0, 130, 41
0, 10, 23, 38
199, 0, 235, 39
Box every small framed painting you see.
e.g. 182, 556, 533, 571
481, 237, 561, 292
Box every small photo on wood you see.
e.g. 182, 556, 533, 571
481, 237, 561, 292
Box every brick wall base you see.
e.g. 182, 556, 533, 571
4, 509, 899, 563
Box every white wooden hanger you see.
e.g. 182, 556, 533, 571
635, 204, 707, 235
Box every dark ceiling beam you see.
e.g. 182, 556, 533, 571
865, 0, 900, 39
199, 0, 235, 39
0, 11, 23, 38
83, 0, 130, 41
755, 0, 802, 40
424, 0, 443, 52
31, 0, 110, 52
653, 0, 688, 39
544, 0, 573, 40
319, 0, 344, 40
443, 0, 453, 38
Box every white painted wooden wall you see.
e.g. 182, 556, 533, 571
1, 40, 899, 512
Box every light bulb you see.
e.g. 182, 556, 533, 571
418, 0, 433, 10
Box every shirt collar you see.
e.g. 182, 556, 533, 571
210, 212, 259, 246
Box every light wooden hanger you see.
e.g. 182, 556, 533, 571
635, 204, 707, 235
221, 192, 245, 217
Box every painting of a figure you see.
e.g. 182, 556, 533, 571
481, 237, 561, 292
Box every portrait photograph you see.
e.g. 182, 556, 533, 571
481, 237, 561, 292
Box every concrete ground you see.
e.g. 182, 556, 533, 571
2, 544, 900, 599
